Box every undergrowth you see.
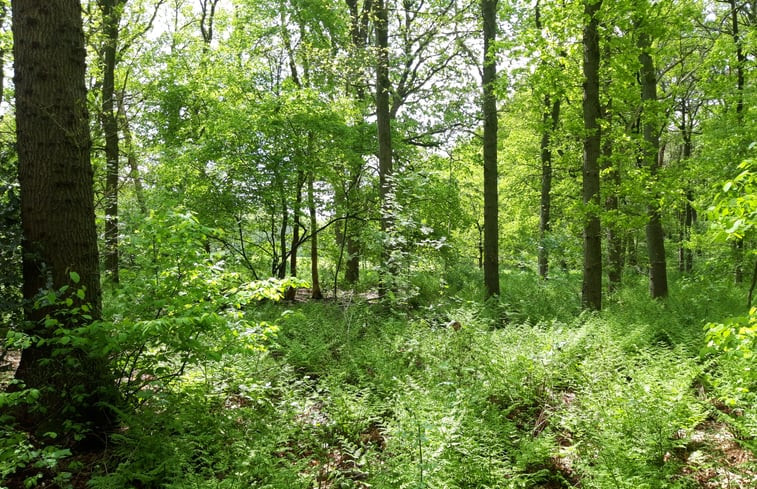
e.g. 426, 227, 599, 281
6, 270, 755, 488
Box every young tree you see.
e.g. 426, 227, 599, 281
11, 0, 119, 441
482, 0, 499, 298
581, 0, 603, 310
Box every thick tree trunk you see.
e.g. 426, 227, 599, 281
102, 0, 123, 283
376, 0, 394, 295
482, 0, 499, 298
581, 0, 603, 310
638, 24, 668, 299
538, 95, 560, 279
308, 172, 323, 299
11, 0, 120, 443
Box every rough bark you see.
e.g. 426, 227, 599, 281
638, 23, 668, 299
581, 0, 603, 310
482, 0, 499, 298
11, 0, 119, 443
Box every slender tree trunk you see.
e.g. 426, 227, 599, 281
482, 0, 499, 298
376, 0, 394, 295
730, 0, 745, 283
278, 194, 288, 279
285, 172, 304, 300
637, 21, 668, 299
0, 5, 6, 108
538, 95, 560, 279
581, 0, 603, 310
199, 0, 220, 46
308, 172, 323, 299
604, 121, 623, 292
678, 109, 695, 273
117, 91, 148, 214
601, 90, 623, 292
11, 0, 119, 443
477, 221, 484, 270
101, 0, 123, 283
343, 0, 372, 284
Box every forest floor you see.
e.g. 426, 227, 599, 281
3, 273, 757, 488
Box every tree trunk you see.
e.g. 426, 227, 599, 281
376, 0, 394, 295
285, 172, 304, 300
482, 0, 499, 298
101, 0, 123, 283
117, 91, 148, 215
11, 0, 120, 444
538, 95, 560, 279
603, 100, 623, 292
730, 0, 745, 283
678, 109, 694, 274
581, 0, 603, 310
0, 5, 6, 108
308, 172, 323, 299
278, 194, 288, 279
637, 20, 668, 299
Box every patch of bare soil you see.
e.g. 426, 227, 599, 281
675, 420, 757, 488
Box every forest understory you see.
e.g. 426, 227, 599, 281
4, 271, 757, 489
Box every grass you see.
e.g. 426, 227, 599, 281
8, 269, 756, 488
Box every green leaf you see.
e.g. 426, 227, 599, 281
70, 271, 80, 284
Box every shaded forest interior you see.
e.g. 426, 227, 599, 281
0, 0, 756, 488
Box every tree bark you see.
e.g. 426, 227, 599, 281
101, 0, 124, 283
538, 95, 560, 279
0, 5, 6, 108
482, 0, 499, 298
117, 90, 148, 215
581, 0, 603, 310
376, 0, 394, 295
637, 19, 668, 299
278, 194, 288, 279
730, 0, 745, 283
308, 172, 323, 299
285, 171, 304, 300
11, 0, 119, 444
603, 98, 623, 292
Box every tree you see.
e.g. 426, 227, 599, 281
581, 0, 603, 310
11, 0, 119, 442
375, 0, 394, 294
100, 0, 127, 283
482, 0, 499, 298
635, 1, 668, 299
